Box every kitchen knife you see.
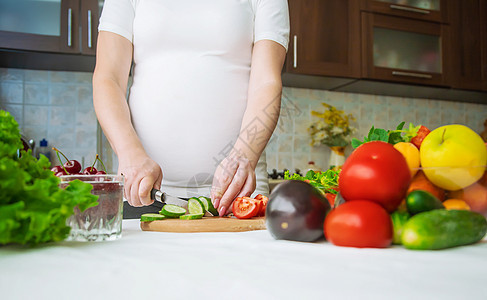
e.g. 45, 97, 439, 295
150, 188, 214, 216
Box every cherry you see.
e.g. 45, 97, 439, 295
96, 170, 106, 175
54, 170, 67, 177
51, 165, 65, 174
52, 147, 81, 174
83, 167, 98, 175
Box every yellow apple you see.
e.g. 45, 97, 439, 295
419, 124, 487, 191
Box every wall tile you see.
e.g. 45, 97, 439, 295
50, 71, 79, 83
0, 82, 23, 103
0, 68, 24, 82
24, 70, 49, 83
49, 106, 76, 126
48, 126, 76, 150
75, 126, 97, 148
24, 83, 49, 104
78, 86, 93, 106
51, 85, 78, 105
24, 105, 48, 126
76, 104, 98, 127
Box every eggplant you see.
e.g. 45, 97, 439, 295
266, 180, 331, 242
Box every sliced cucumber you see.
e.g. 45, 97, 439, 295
160, 204, 187, 218
180, 213, 204, 220
188, 198, 205, 215
140, 213, 166, 222
199, 196, 219, 216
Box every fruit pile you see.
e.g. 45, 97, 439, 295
266, 123, 487, 250
51, 147, 107, 176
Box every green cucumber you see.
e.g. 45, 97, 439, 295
180, 213, 204, 220
406, 190, 444, 215
160, 204, 187, 218
188, 198, 205, 215
140, 213, 166, 222
199, 196, 219, 216
401, 209, 487, 250
390, 211, 411, 245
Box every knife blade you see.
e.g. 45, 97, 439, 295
150, 188, 214, 216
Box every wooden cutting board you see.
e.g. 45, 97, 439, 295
140, 217, 266, 233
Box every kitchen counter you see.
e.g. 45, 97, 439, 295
1, 220, 486, 300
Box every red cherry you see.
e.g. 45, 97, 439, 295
53, 147, 82, 174
96, 170, 106, 175
51, 165, 65, 173
83, 167, 98, 175
54, 170, 67, 177
64, 160, 82, 174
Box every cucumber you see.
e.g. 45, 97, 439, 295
390, 211, 410, 245
406, 190, 444, 215
160, 204, 187, 218
180, 213, 204, 220
199, 196, 219, 216
140, 213, 166, 222
401, 209, 487, 250
188, 198, 205, 215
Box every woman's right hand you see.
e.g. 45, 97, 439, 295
118, 155, 163, 207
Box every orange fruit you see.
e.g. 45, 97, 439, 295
393, 142, 420, 178
448, 183, 487, 214
442, 199, 470, 211
407, 170, 445, 202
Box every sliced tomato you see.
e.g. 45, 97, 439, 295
254, 194, 268, 216
233, 197, 260, 219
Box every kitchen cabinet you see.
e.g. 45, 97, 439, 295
361, 0, 449, 23
0, 0, 101, 71
361, 12, 451, 86
285, 0, 361, 78
450, 0, 487, 91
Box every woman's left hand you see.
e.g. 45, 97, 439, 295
211, 153, 256, 216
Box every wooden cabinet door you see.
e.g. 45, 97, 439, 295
0, 0, 80, 54
361, 0, 449, 23
80, 0, 100, 55
450, 0, 487, 91
286, 0, 361, 78
361, 12, 451, 86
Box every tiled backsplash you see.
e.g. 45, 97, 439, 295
1, 67, 486, 177
0, 68, 98, 169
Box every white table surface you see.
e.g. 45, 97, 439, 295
1, 219, 486, 300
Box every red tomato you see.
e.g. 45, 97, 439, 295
339, 141, 411, 212
411, 125, 431, 149
254, 194, 268, 216
324, 200, 393, 248
233, 197, 259, 219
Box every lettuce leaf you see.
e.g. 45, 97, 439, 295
0, 110, 98, 246
284, 169, 339, 195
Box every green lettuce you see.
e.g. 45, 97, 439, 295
284, 169, 339, 195
0, 110, 99, 245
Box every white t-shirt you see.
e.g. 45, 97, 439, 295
99, 0, 289, 198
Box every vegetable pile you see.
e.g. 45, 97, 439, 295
267, 122, 487, 250
0, 110, 98, 246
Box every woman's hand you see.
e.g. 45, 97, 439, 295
211, 153, 256, 216
119, 155, 163, 207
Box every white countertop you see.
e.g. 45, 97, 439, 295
1, 220, 486, 300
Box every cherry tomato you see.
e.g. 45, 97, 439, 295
339, 141, 411, 212
233, 197, 259, 219
411, 125, 431, 149
324, 200, 393, 248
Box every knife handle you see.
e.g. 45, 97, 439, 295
150, 188, 161, 201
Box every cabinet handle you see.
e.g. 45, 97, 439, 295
392, 71, 433, 79
389, 4, 430, 14
67, 8, 72, 47
293, 35, 297, 68
87, 10, 92, 49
